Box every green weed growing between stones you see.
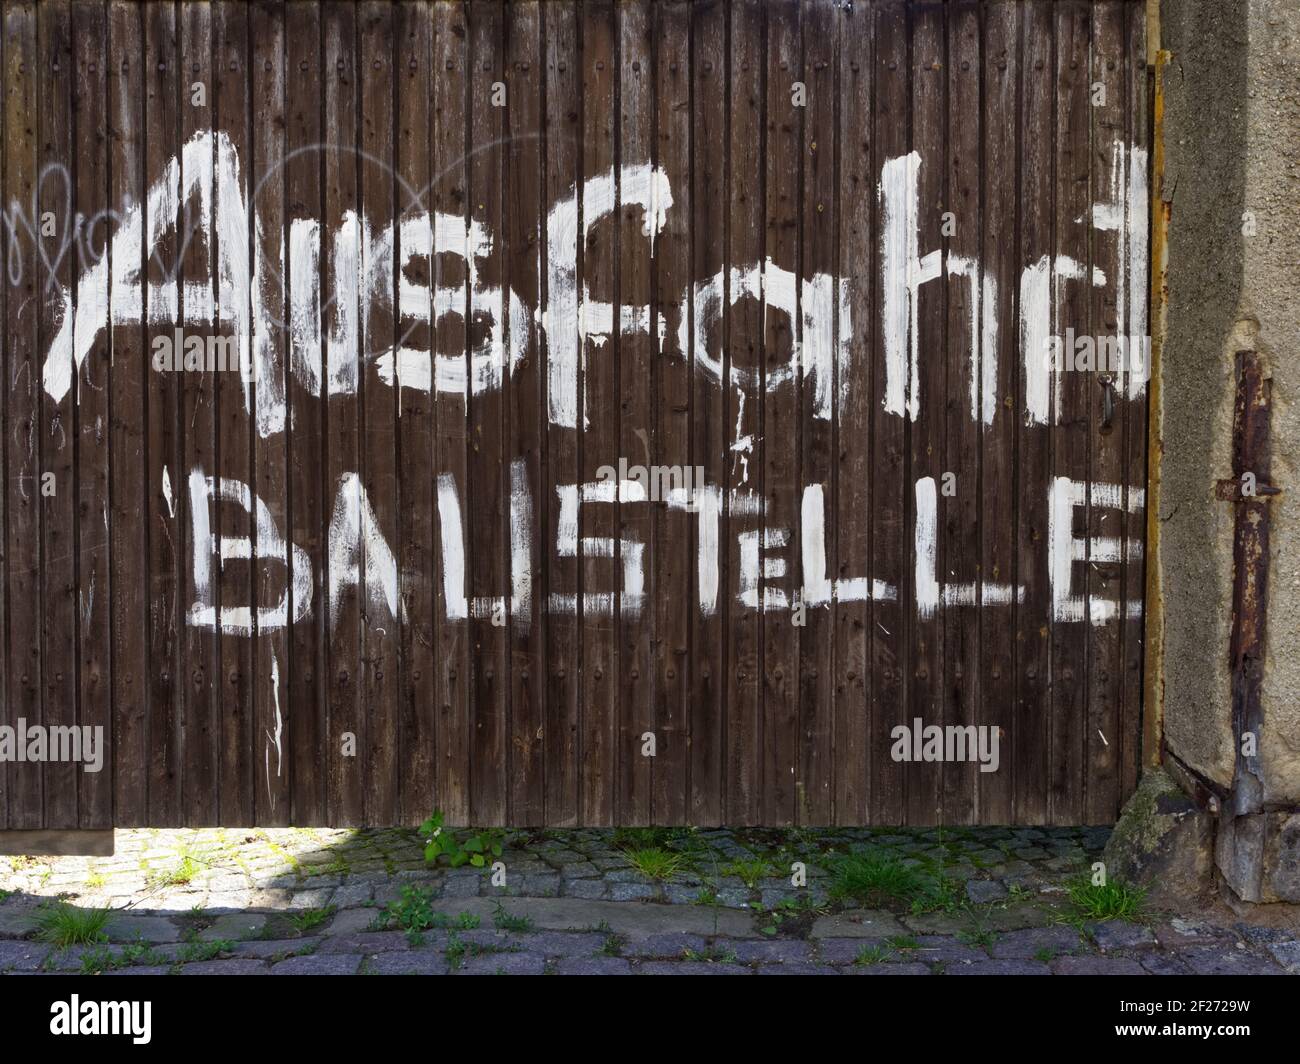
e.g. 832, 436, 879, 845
35, 902, 110, 948
1067, 875, 1146, 922
623, 847, 687, 882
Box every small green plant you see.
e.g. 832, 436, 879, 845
492, 903, 533, 933
885, 934, 920, 952
35, 902, 111, 948
596, 933, 624, 957
455, 910, 481, 930
624, 847, 687, 882
854, 944, 890, 966
291, 906, 336, 933
445, 932, 467, 970
1034, 946, 1058, 963
1068, 876, 1146, 922
958, 926, 998, 951
419, 810, 504, 869
612, 826, 675, 851
177, 938, 234, 964
683, 945, 737, 964
827, 853, 927, 907
383, 884, 436, 932
84, 870, 106, 891
721, 857, 772, 890
756, 894, 828, 936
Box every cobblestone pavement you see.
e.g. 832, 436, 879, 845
1, 826, 1296, 975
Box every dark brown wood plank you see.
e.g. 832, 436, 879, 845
249, 0, 291, 825
395, 0, 436, 827
799, 0, 835, 825
867, 0, 908, 827
725, 0, 765, 827
431, 0, 471, 825
504, 0, 544, 827
978, 0, 1021, 826
323, 0, 364, 827
761, 0, 800, 828
576, 0, 616, 827
212, 0, 253, 827
285, 0, 326, 827
1085, 0, 1126, 824
142, 0, 181, 826
3, 2, 42, 829
650, 0, 689, 825
907, 1, 944, 828
178, 0, 217, 827
1120, 0, 1148, 806
359, 0, 399, 826
833, 0, 872, 827
942, 1, 981, 826
1014, 0, 1054, 824
538, 0, 582, 827
73, 0, 112, 828
1049, 0, 1091, 825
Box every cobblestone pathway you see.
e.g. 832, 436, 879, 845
1, 826, 1296, 975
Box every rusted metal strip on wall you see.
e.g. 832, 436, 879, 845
0, 0, 1151, 829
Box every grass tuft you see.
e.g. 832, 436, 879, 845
1067, 876, 1146, 922
35, 902, 111, 948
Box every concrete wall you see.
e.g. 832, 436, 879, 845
1154, 0, 1300, 901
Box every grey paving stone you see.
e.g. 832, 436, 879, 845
199, 913, 267, 942
103, 966, 172, 976
818, 938, 892, 965
727, 939, 813, 964
1087, 921, 1156, 952
564, 879, 609, 900
810, 912, 906, 938
558, 862, 602, 879
756, 963, 840, 975
230, 938, 322, 960
1052, 956, 1146, 975
989, 926, 1083, 960
368, 951, 451, 975
318, 931, 410, 954
966, 879, 1007, 904
637, 961, 750, 975
608, 883, 660, 902
0, 910, 40, 937
457, 951, 546, 975
441, 876, 482, 899
178, 959, 269, 975
944, 960, 1052, 975
506, 932, 606, 957
325, 908, 381, 935
1140, 952, 1191, 975
203, 891, 255, 913
270, 953, 363, 975
104, 914, 182, 944
0, 940, 50, 971
1267, 940, 1300, 973
554, 956, 633, 975
847, 963, 932, 975
907, 936, 987, 964
1153, 918, 1234, 949
623, 932, 708, 958
332, 883, 374, 908
1176, 945, 1282, 976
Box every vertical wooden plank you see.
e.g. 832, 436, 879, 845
799, 0, 835, 825
285, 0, 326, 826
141, 0, 181, 826
833, 0, 872, 827
212, 0, 253, 826
1120, 0, 1149, 806
0, 5, 9, 831
576, 0, 615, 826
978, 0, 1021, 826
867, 0, 907, 827
250, 0, 291, 824
395, 0, 436, 827
323, 0, 363, 826
616, 0, 652, 825
73, 0, 112, 828
39, 0, 77, 830
942, 2, 981, 826
762, 0, 799, 827
179, 0, 217, 826
1048, 0, 1091, 825
650, 0, 689, 825
725, 0, 764, 827
687, 0, 725, 826
504, 0, 544, 826
358, 0, 398, 825
467, 0, 508, 825
540, 0, 581, 827
1014, 0, 1054, 824
907, 1, 944, 828
1085, 0, 1126, 824
4, 3, 42, 829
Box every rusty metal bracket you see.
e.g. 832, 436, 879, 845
1222, 351, 1276, 817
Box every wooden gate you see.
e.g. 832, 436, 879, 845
0, 0, 1149, 830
